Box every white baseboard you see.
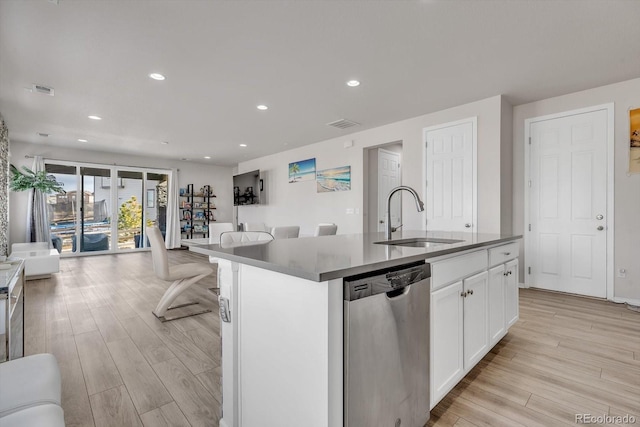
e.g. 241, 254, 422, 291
612, 296, 640, 306
518, 282, 527, 289
219, 419, 230, 427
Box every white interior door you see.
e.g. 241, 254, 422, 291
528, 109, 608, 298
377, 149, 401, 232
425, 119, 475, 231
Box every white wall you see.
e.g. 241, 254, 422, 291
237, 95, 508, 236
8, 141, 233, 246
513, 77, 640, 302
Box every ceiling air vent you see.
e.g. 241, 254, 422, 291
327, 119, 359, 130
32, 84, 54, 96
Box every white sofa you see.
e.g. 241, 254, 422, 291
10, 243, 60, 279
0, 353, 65, 427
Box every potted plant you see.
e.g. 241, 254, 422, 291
10, 164, 65, 194
10, 164, 65, 242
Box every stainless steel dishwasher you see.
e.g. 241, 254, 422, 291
344, 261, 430, 427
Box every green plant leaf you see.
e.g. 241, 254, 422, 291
9, 164, 66, 194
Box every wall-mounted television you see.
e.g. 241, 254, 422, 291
233, 170, 264, 206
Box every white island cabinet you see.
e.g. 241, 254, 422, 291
429, 241, 519, 409
188, 231, 521, 427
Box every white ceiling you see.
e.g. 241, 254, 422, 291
1, 0, 639, 166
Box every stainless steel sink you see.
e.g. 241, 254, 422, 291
374, 237, 465, 248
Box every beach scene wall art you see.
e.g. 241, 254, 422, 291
630, 107, 640, 174
289, 158, 316, 183
317, 165, 351, 193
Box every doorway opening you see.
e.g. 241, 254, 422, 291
363, 141, 403, 234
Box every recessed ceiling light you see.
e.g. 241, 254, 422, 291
239, 144, 247, 147
149, 73, 165, 81
256, 105, 268, 110
204, 156, 211, 159
161, 141, 169, 145
88, 115, 102, 120
346, 80, 360, 87
37, 132, 49, 137
77, 139, 88, 142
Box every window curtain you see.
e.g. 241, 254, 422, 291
165, 169, 181, 248
26, 156, 52, 246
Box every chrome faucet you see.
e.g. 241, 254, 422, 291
385, 186, 425, 240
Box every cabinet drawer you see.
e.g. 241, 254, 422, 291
488, 241, 519, 267
432, 250, 487, 291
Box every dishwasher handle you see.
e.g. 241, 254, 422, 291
386, 285, 411, 299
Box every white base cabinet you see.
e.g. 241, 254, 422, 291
505, 259, 519, 328
430, 241, 519, 409
462, 271, 489, 369
488, 264, 506, 346
430, 281, 464, 405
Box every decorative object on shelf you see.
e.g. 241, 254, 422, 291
629, 107, 640, 174
316, 165, 351, 193
179, 187, 187, 196
288, 158, 315, 183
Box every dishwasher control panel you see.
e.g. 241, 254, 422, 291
343, 261, 430, 301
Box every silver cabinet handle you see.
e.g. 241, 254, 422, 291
465, 223, 471, 228
597, 226, 604, 231
596, 214, 604, 220
468, 289, 474, 295
502, 252, 511, 256
461, 291, 467, 298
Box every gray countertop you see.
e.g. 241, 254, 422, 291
187, 230, 522, 282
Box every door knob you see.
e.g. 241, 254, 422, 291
597, 226, 604, 231
596, 214, 604, 220
461, 291, 467, 298
465, 223, 471, 228
468, 289, 474, 295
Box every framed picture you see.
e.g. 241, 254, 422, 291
629, 107, 640, 174
289, 158, 316, 183
146, 189, 155, 208
316, 166, 351, 193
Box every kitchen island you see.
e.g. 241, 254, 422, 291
188, 230, 521, 427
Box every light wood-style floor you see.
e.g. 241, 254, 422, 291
430, 287, 640, 427
24, 250, 221, 427
24, 252, 640, 426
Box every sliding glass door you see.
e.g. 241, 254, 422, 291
79, 167, 112, 253
46, 164, 78, 254
45, 160, 170, 255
